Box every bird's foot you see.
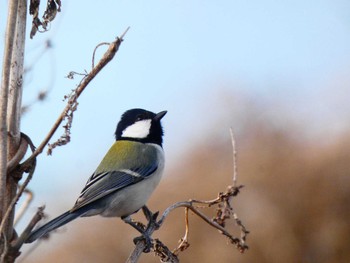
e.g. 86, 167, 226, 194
133, 233, 153, 253
142, 206, 160, 230
123, 206, 161, 253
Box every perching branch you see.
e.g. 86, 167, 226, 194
128, 189, 248, 263
126, 130, 249, 262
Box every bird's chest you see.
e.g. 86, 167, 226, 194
100, 168, 163, 217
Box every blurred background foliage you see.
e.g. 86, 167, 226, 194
22, 90, 350, 263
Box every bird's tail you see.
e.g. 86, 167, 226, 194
25, 209, 83, 243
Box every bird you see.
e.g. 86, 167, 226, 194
25, 108, 167, 243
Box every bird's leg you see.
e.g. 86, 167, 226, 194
142, 206, 160, 230
142, 205, 153, 221
122, 206, 160, 253
129, 206, 160, 252
122, 213, 153, 253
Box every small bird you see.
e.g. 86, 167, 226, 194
26, 108, 167, 243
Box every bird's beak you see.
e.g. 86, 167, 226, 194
153, 110, 167, 121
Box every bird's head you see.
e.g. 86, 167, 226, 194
115, 108, 167, 146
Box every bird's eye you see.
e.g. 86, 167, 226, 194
136, 114, 143, 121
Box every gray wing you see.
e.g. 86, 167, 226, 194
71, 164, 157, 211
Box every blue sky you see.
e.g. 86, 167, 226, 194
1, 0, 350, 218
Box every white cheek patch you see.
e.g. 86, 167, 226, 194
122, 119, 152, 139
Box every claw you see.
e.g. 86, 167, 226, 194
123, 207, 159, 252
133, 234, 153, 253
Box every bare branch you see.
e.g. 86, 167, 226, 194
154, 239, 179, 263
127, 185, 248, 262
14, 189, 33, 226
21, 29, 129, 166
230, 128, 238, 186
233, 212, 249, 249
12, 206, 45, 251
126, 241, 145, 263
1, 0, 27, 254
65, 71, 88, 80
0, 0, 19, 224
92, 43, 110, 69
173, 208, 190, 255
127, 131, 248, 262
160, 200, 243, 245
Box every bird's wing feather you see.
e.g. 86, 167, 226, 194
70, 163, 157, 211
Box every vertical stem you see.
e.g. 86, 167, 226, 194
4, 0, 27, 243
0, 0, 19, 224
7, 0, 27, 155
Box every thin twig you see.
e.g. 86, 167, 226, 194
233, 212, 249, 248
162, 202, 232, 239
164, 200, 247, 249
129, 195, 247, 262
183, 207, 189, 244
14, 189, 33, 226
173, 207, 190, 255
127, 128, 248, 262
12, 206, 45, 251
154, 239, 179, 263
21, 28, 129, 166
92, 42, 109, 69
230, 128, 238, 186
119, 26, 130, 40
